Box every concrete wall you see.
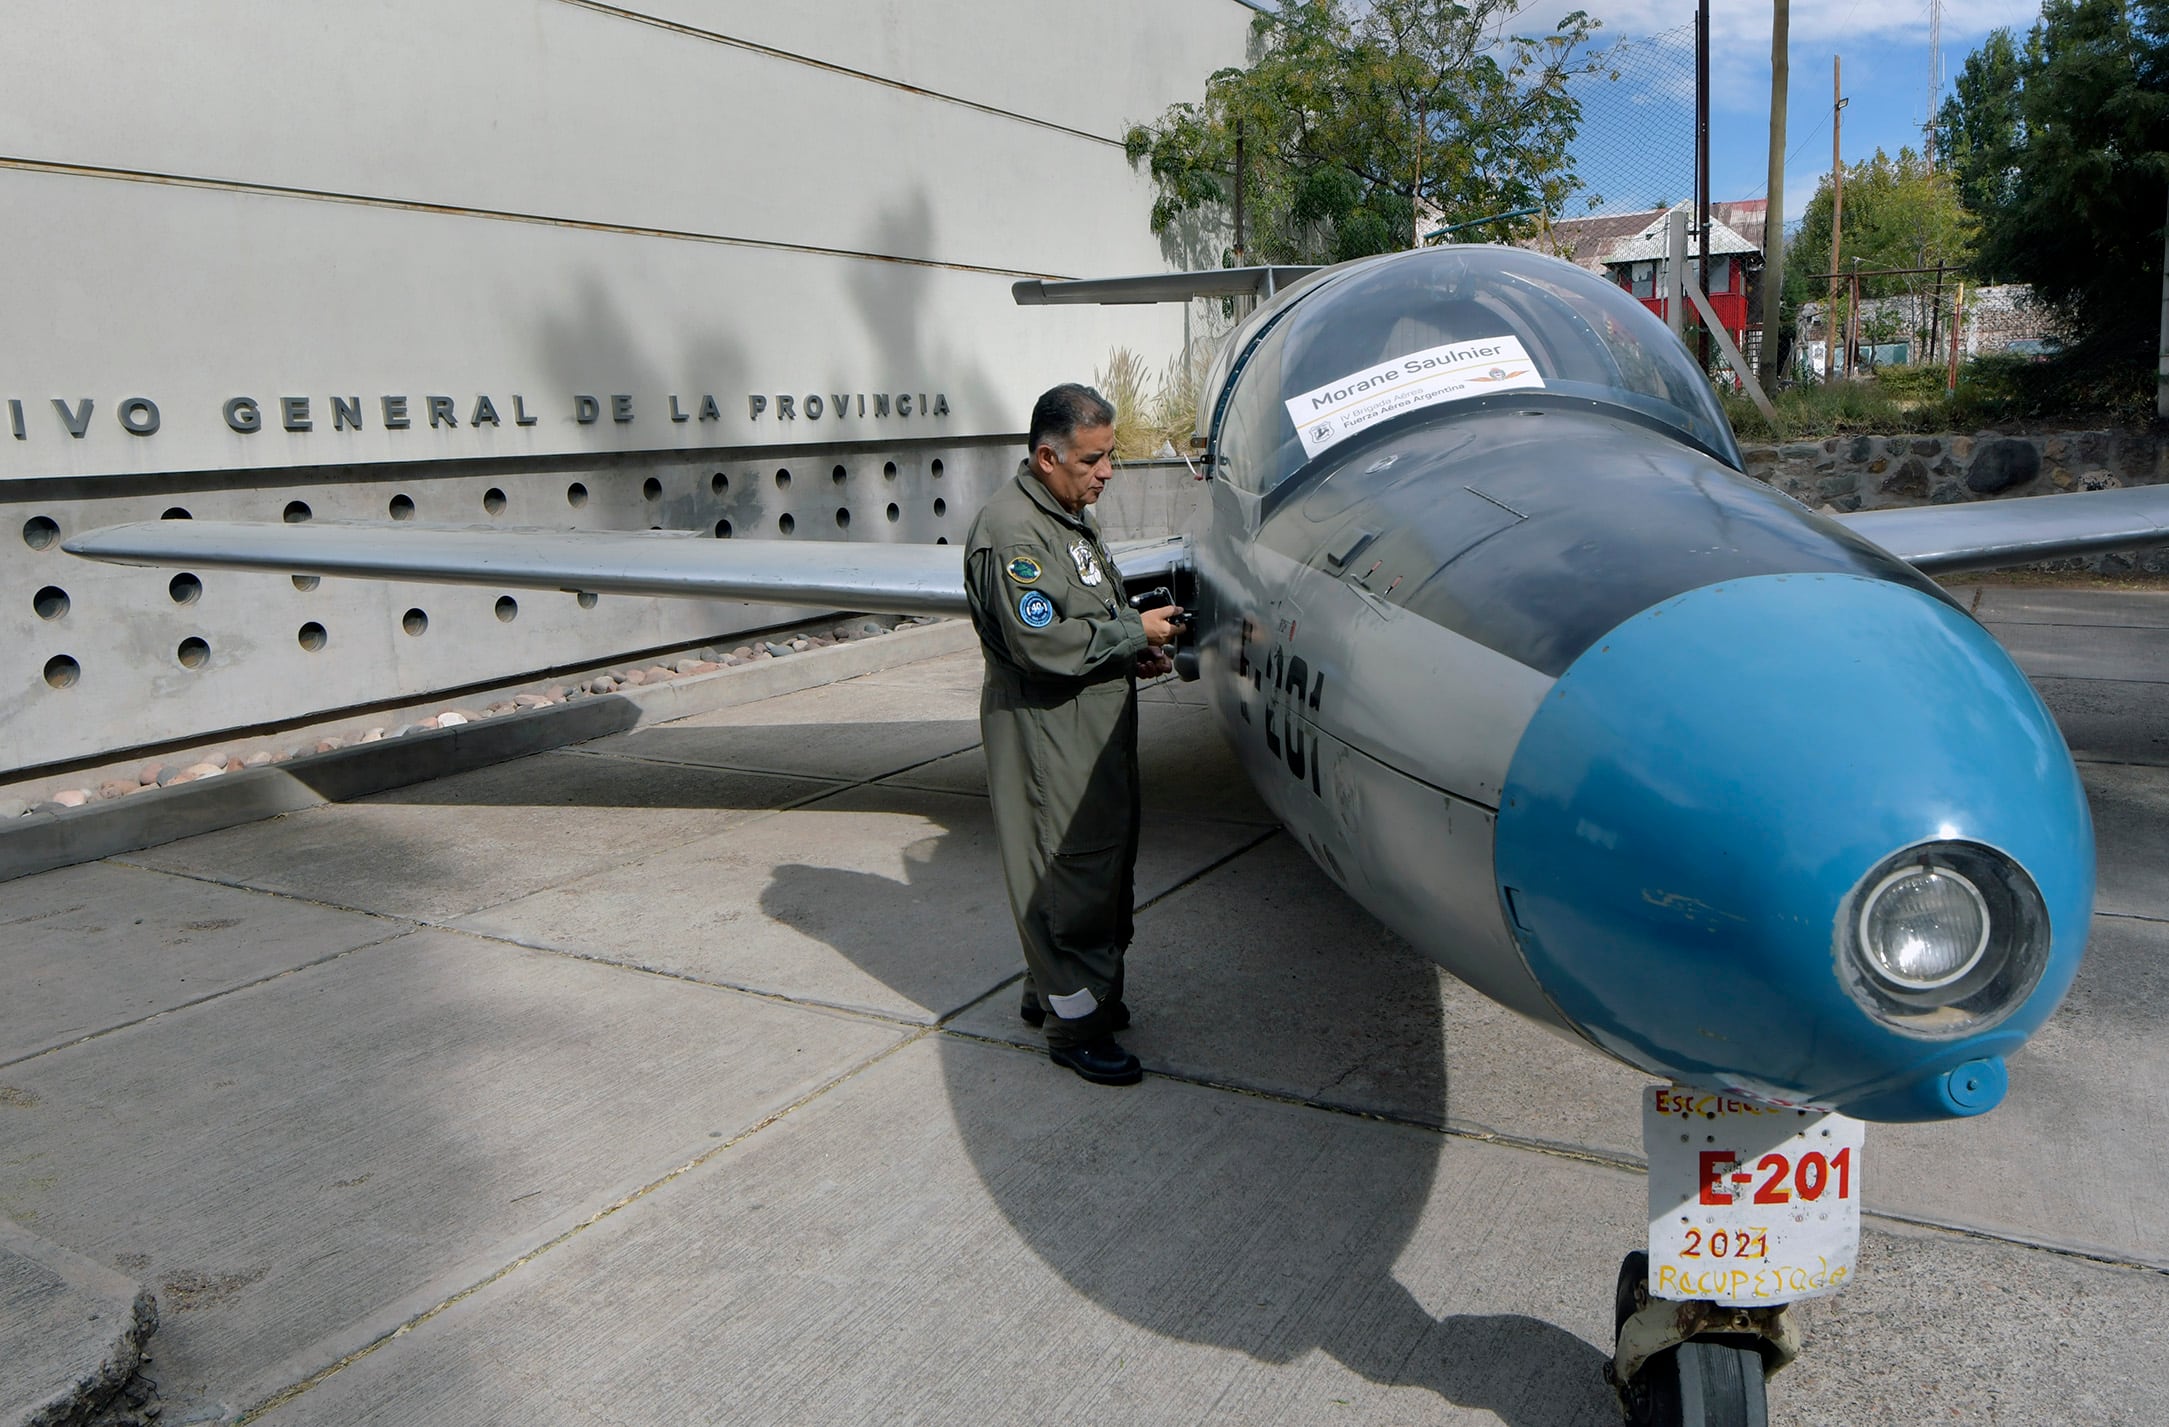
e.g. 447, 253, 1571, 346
1, 0, 1254, 775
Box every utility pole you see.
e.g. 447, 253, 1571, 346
1760, 0, 1789, 391
1696, 0, 1712, 369
1825, 56, 1846, 385
1412, 97, 1425, 251
2158, 190, 2168, 419
1232, 119, 1246, 265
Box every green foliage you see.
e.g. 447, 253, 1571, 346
1122, 0, 1605, 264
1723, 353, 2156, 440
1784, 149, 1976, 304
1934, 30, 2025, 273
1939, 0, 2169, 364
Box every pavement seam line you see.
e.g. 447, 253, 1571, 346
934, 825, 1283, 1031
234, 1023, 935, 1424
418, 922, 946, 1030
933, 1028, 2169, 1278
0, 924, 419, 1070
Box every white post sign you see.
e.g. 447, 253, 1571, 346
1644, 1086, 1866, 1306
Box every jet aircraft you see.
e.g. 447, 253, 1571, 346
67, 245, 2169, 1426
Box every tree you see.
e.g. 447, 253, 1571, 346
1934, 28, 2025, 273
1782, 148, 1975, 362
1957, 0, 2169, 364
1123, 0, 1604, 265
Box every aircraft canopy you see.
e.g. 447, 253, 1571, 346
1208, 246, 1742, 491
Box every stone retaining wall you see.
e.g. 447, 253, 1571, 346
1743, 428, 2169, 572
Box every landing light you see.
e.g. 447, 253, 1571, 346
1837, 841, 2050, 1037
1858, 866, 1989, 989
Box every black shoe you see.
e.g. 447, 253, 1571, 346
1049, 1037, 1143, 1086
1021, 995, 1129, 1032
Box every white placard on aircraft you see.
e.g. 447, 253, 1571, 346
1643, 1086, 1865, 1306
1283, 335, 1544, 459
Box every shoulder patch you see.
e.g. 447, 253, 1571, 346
1006, 555, 1042, 585
1016, 590, 1056, 628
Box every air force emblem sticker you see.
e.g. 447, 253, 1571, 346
1005, 555, 1042, 585
1068, 539, 1104, 587
1016, 590, 1056, 628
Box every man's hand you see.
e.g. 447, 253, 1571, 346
1135, 648, 1174, 680
1141, 606, 1187, 647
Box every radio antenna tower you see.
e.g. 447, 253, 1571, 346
1924, 0, 1942, 164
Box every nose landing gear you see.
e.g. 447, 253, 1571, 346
1608, 1250, 1796, 1427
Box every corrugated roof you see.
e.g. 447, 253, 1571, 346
1528, 199, 1766, 271
1603, 203, 1760, 263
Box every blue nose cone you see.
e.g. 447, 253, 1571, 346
1494, 573, 2092, 1121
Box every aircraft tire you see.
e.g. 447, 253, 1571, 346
1635, 1341, 1769, 1427
1614, 1252, 1770, 1427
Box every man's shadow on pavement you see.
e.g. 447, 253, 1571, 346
757, 763, 1617, 1426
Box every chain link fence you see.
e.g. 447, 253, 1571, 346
1793, 276, 2067, 382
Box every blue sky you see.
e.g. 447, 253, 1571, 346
1553, 0, 2048, 226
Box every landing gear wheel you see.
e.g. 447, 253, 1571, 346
1612, 1251, 1770, 1427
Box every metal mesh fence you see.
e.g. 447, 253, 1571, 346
1559, 23, 1698, 222
1794, 277, 2067, 382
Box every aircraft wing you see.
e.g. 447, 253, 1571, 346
62, 521, 1191, 618
1834, 485, 2169, 576
1012, 265, 1318, 305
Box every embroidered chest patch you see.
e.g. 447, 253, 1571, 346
1016, 590, 1056, 628
1068, 539, 1103, 587
1006, 555, 1042, 585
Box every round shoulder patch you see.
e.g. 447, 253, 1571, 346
1016, 590, 1056, 629
1005, 555, 1042, 585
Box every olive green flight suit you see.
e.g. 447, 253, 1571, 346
964, 470, 1149, 1049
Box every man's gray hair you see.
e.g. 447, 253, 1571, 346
1027, 383, 1116, 458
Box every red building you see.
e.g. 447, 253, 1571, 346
1524, 200, 1767, 356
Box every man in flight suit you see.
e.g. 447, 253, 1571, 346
964, 384, 1186, 1086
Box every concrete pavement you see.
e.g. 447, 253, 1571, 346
3, 586, 2166, 1425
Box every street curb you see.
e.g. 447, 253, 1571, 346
1, 1217, 156, 1427
0, 620, 977, 885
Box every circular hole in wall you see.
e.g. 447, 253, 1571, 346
886, 503, 901, 523
283, 500, 312, 523
177, 637, 210, 670
936, 536, 949, 546
883, 461, 898, 481
711, 472, 728, 495
33, 586, 69, 620
567, 482, 589, 507
43, 655, 80, 689
169, 573, 202, 604
297, 622, 328, 652
933, 498, 947, 517
293, 575, 320, 592
835, 507, 851, 529
778, 513, 796, 535
403, 608, 428, 636
576, 591, 599, 609
931, 458, 945, 479
643, 477, 663, 501
162, 507, 191, 521
22, 516, 60, 550
832, 465, 848, 485
389, 493, 416, 520
715, 519, 733, 539
495, 596, 518, 623
775, 469, 792, 490
483, 488, 508, 515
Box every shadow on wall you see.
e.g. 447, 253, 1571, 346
755, 735, 1617, 1424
